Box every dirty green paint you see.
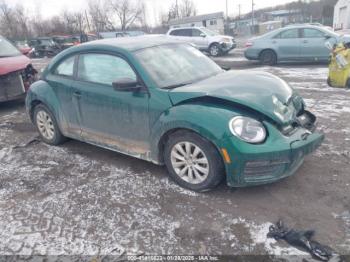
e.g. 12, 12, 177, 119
26, 36, 324, 187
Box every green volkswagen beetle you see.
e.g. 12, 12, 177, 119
26, 36, 324, 192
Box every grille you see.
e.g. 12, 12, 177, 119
0, 71, 25, 101
243, 158, 290, 177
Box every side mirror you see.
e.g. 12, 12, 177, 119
200, 33, 206, 38
324, 35, 332, 40
112, 78, 142, 92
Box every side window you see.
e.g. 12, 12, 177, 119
170, 30, 180, 36
303, 29, 325, 38
276, 29, 299, 39
77, 54, 137, 85
192, 29, 203, 37
178, 29, 191, 37
54, 56, 75, 77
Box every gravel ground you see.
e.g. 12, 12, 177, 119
0, 53, 349, 260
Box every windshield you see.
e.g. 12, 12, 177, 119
200, 28, 218, 36
40, 39, 55, 46
0, 36, 21, 57
134, 44, 222, 89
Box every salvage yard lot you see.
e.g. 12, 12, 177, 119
0, 54, 349, 258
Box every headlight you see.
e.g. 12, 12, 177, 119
221, 37, 231, 43
229, 116, 266, 144
272, 95, 295, 122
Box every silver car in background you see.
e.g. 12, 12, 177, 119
244, 25, 345, 65
166, 27, 236, 57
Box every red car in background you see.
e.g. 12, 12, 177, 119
0, 35, 37, 102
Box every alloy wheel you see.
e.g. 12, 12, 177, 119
170, 141, 210, 184
210, 45, 219, 56
36, 110, 55, 140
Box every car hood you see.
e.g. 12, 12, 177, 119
168, 70, 295, 125
214, 35, 234, 40
0, 55, 30, 75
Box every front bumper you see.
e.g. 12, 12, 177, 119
220, 118, 324, 187
0, 71, 26, 102
220, 41, 237, 53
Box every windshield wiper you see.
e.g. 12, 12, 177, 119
162, 83, 191, 90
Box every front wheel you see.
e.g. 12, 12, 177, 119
164, 131, 225, 192
209, 43, 221, 57
34, 104, 66, 145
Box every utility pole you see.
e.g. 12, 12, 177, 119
251, 0, 255, 33
227, 0, 229, 18
176, 0, 179, 18
238, 4, 241, 20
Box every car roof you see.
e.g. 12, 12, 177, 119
83, 35, 183, 52
283, 24, 328, 30
169, 27, 204, 31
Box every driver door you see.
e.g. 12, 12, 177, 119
300, 28, 330, 61
72, 53, 150, 157
272, 28, 301, 61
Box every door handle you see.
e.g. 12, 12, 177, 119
73, 91, 82, 98
303, 40, 308, 44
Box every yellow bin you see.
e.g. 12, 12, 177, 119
327, 43, 350, 88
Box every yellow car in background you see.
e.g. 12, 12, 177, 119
327, 41, 350, 88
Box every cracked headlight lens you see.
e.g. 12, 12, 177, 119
229, 116, 266, 144
272, 95, 295, 122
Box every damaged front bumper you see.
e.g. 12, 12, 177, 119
219, 111, 324, 187
220, 40, 237, 54
0, 65, 37, 102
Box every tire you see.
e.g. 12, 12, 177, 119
346, 78, 350, 89
327, 77, 333, 87
259, 50, 277, 66
164, 130, 225, 192
33, 104, 66, 145
209, 43, 221, 57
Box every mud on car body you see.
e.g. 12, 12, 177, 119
26, 36, 324, 192
0, 35, 37, 102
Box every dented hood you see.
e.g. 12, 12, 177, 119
168, 70, 294, 124
0, 55, 30, 76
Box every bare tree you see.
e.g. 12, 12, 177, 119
88, 0, 115, 33
162, 0, 197, 25
179, 0, 197, 18
109, 0, 144, 31
0, 1, 17, 38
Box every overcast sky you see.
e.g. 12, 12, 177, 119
5, 0, 299, 25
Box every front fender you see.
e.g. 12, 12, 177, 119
149, 102, 238, 163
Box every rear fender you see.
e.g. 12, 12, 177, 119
26, 80, 69, 135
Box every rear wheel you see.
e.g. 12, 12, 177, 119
34, 104, 66, 145
259, 50, 277, 66
164, 131, 225, 192
327, 77, 333, 87
346, 78, 350, 89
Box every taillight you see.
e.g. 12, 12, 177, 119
245, 41, 253, 48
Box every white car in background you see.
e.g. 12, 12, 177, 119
166, 27, 236, 57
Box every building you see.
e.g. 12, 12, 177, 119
265, 10, 302, 25
230, 18, 258, 36
169, 12, 225, 34
258, 21, 282, 35
334, 0, 350, 30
